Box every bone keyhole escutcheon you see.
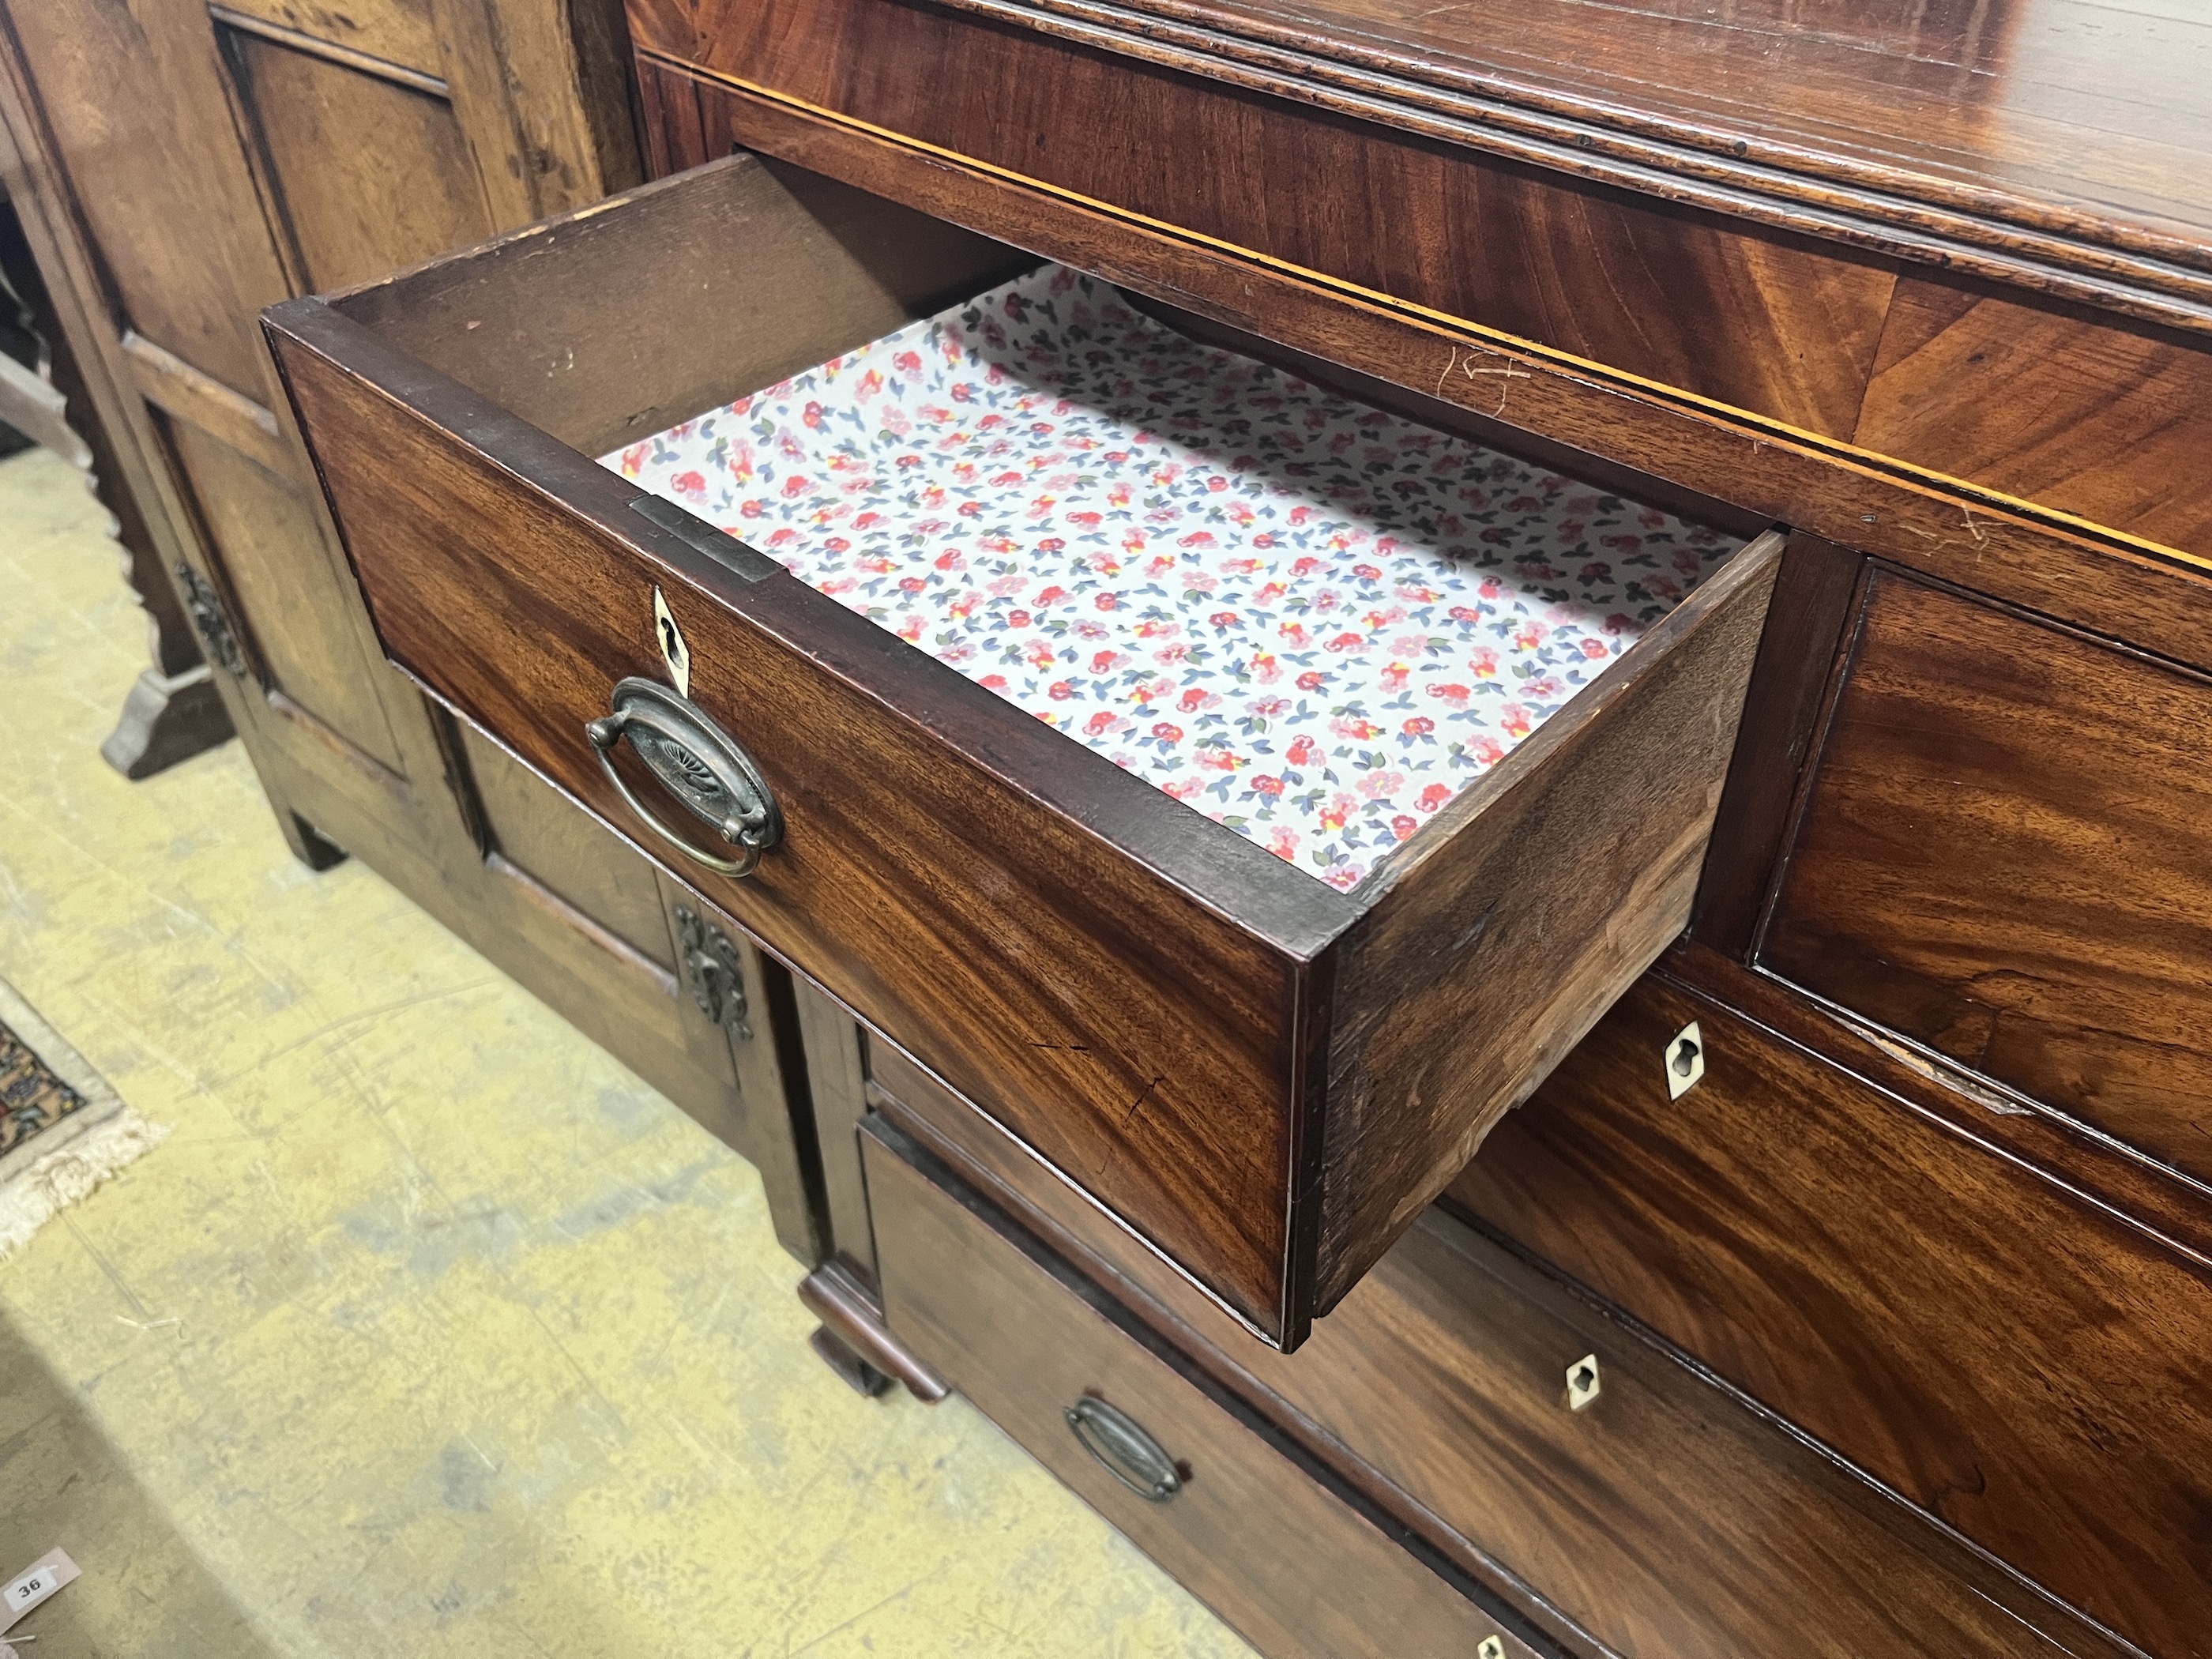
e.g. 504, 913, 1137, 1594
1565, 1353, 1601, 1413
1665, 1021, 1705, 1100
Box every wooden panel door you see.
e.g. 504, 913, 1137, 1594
0, 1, 822, 1257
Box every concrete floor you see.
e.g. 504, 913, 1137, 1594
0, 444, 1251, 1657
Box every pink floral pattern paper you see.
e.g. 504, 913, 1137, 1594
607, 265, 1735, 889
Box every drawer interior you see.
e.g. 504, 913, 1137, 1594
291, 152, 1782, 1346
336, 153, 1751, 897
603, 261, 1740, 890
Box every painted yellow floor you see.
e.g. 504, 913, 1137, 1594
0, 443, 1252, 1657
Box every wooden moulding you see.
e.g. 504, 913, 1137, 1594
265, 153, 1781, 1348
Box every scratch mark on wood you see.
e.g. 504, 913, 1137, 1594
1436, 344, 1532, 415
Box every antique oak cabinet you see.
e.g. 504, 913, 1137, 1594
267, 0, 2212, 1652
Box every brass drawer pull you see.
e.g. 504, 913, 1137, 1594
585, 676, 783, 878
1065, 1394, 1183, 1503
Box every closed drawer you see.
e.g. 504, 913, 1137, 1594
868, 1027, 2141, 1657
860, 1115, 1549, 1659
265, 152, 1781, 1348
1454, 967, 2212, 1656
1759, 566, 2212, 1185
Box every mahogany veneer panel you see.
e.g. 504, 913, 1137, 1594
1856, 276, 2212, 559
634, 57, 2212, 679
860, 0, 2212, 254
634, 0, 1898, 442
867, 1039, 2136, 1659
1451, 971, 2212, 1657
629, 0, 2212, 571
865, 1118, 1547, 1659
1762, 570, 2212, 1183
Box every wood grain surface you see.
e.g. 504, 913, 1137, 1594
1452, 964, 2212, 1657
273, 151, 1791, 1344
630, 0, 2212, 328
1762, 569, 2212, 1187
868, 1048, 2137, 1659
1314, 530, 1780, 1310
635, 57, 2212, 675
865, 1117, 1552, 1659
272, 294, 1330, 1337
1855, 274, 2212, 560
632, 0, 2212, 571
638, 0, 1902, 438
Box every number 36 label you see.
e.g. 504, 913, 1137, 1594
1, 1548, 79, 1631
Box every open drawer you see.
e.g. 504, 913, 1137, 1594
265, 154, 1781, 1349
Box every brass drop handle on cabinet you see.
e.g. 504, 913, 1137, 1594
1065, 1394, 1183, 1503
585, 676, 783, 878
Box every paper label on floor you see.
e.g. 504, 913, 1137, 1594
0, 1547, 79, 1631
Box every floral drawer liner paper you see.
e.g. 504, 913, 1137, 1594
607, 265, 1735, 890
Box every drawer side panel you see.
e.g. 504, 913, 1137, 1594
1315, 530, 1782, 1309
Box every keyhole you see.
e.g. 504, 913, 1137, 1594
652, 585, 690, 694
1664, 1021, 1705, 1100
1565, 1352, 1601, 1411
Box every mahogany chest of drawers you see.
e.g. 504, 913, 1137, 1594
265, 1, 2212, 1650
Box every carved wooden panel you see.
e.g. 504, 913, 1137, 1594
210, 0, 443, 73
159, 416, 407, 769
0, 0, 807, 1261
459, 725, 677, 970
216, 21, 498, 292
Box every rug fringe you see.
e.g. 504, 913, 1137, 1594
0, 1108, 171, 1260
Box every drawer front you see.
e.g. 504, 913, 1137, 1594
866, 1035, 2135, 1658
267, 153, 1779, 1346
1454, 969, 2212, 1657
861, 1117, 1550, 1659
1760, 566, 2212, 1184
267, 159, 1323, 1341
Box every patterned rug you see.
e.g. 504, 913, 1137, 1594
2, 1018, 85, 1155
0, 979, 167, 1258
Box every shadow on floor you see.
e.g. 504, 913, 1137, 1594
0, 1311, 276, 1657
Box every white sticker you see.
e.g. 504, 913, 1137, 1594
653, 585, 691, 698
1, 1547, 80, 1633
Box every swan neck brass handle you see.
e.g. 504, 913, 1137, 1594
1064, 1395, 1182, 1503
585, 676, 782, 878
